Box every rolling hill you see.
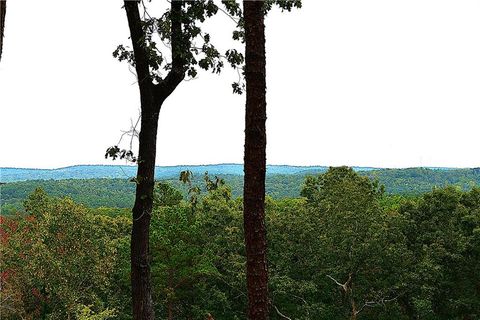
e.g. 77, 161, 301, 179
1, 165, 479, 213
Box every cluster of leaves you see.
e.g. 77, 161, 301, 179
397, 187, 480, 319
113, 0, 246, 92
269, 167, 410, 319
104, 146, 137, 163
0, 189, 131, 319
113, 0, 302, 95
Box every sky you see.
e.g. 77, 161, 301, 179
0, 0, 479, 169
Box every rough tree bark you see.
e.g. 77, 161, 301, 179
123, 1, 184, 319
0, 0, 6, 61
243, 1, 269, 319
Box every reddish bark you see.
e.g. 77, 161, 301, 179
243, 1, 269, 319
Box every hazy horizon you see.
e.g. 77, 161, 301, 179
1, 162, 476, 171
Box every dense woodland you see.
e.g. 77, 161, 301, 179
1, 167, 479, 319
2, 167, 479, 214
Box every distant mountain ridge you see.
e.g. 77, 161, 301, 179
1, 166, 479, 211
1, 164, 382, 182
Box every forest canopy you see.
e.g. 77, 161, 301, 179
1, 167, 479, 319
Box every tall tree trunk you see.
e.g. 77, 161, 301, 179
124, 1, 158, 319
131, 107, 159, 319
243, 1, 269, 319
123, 1, 184, 319
0, 0, 6, 61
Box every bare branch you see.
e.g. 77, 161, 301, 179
217, 6, 240, 25
272, 304, 292, 320
354, 295, 400, 316
273, 292, 311, 318
116, 111, 141, 151
327, 273, 352, 293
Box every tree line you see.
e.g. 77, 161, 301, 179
2, 168, 479, 214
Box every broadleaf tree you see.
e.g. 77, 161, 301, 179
108, 1, 300, 319
107, 1, 245, 318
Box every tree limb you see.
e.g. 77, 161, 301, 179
354, 295, 400, 316
124, 0, 155, 110
154, 0, 185, 103
327, 273, 352, 293
272, 304, 292, 320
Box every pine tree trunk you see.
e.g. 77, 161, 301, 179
0, 0, 6, 61
243, 1, 269, 319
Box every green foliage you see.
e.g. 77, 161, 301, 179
153, 182, 183, 207
150, 201, 219, 318
271, 167, 410, 319
364, 167, 480, 194
75, 305, 117, 320
111, 0, 301, 95
2, 169, 479, 319
149, 176, 246, 319
398, 187, 480, 319
112, 1, 245, 93
0, 189, 131, 319
1, 178, 137, 211
3, 167, 479, 213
